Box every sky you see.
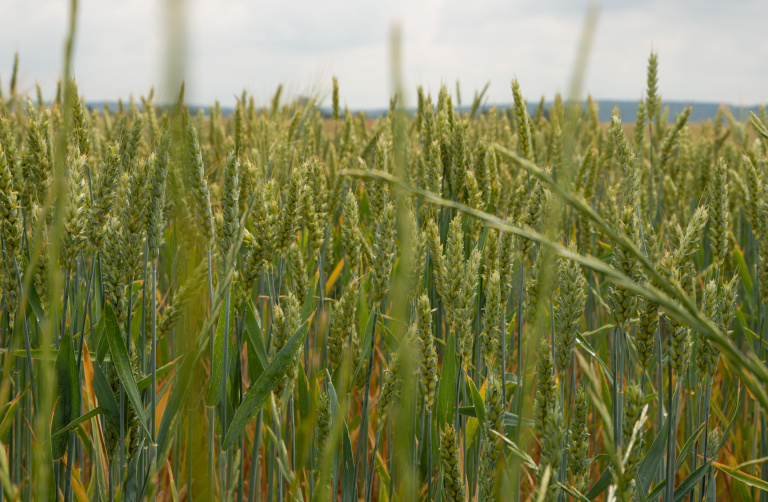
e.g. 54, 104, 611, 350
0, 0, 766, 110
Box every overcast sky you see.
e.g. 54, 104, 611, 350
1, 0, 766, 110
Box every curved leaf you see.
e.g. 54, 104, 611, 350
104, 304, 150, 438
637, 393, 673, 493
674, 461, 712, 502
51, 328, 80, 459
503, 412, 534, 428
585, 467, 612, 500
157, 353, 196, 463
206, 301, 228, 407
0, 391, 23, 441
244, 301, 267, 382
342, 422, 355, 502
92, 364, 120, 431
714, 461, 768, 493
222, 318, 310, 449
51, 407, 103, 440
467, 374, 484, 427
675, 422, 705, 471
136, 358, 179, 392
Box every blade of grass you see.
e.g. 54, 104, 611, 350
222, 317, 311, 449
103, 304, 150, 438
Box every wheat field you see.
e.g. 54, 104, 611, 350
0, 45, 768, 502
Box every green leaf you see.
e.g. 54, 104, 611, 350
0, 348, 58, 361
244, 301, 268, 382
674, 461, 712, 502
636, 478, 649, 502
675, 421, 705, 471
585, 467, 612, 500
104, 304, 150, 439
377, 320, 398, 353
706, 472, 716, 501
352, 305, 377, 390
301, 276, 318, 323
51, 328, 80, 459
26, 283, 44, 326
341, 422, 355, 502
491, 430, 536, 469
0, 391, 22, 441
503, 412, 534, 428
136, 358, 179, 392
743, 325, 768, 352
436, 330, 457, 429
51, 407, 104, 440
222, 318, 310, 449
468, 373, 484, 426
714, 461, 768, 493
124, 438, 148, 502
732, 246, 754, 308
712, 390, 740, 461
206, 300, 228, 407
157, 354, 196, 464
92, 364, 120, 431
637, 386, 675, 493
557, 483, 591, 502
94, 310, 108, 364
357, 276, 369, 339
735, 455, 768, 471
648, 480, 666, 500
89, 400, 108, 501
297, 362, 309, 420
576, 333, 614, 386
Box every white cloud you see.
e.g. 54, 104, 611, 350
0, 0, 766, 109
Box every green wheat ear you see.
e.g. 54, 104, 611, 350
147, 130, 169, 259
633, 99, 646, 151
275, 164, 304, 258
708, 158, 730, 271
288, 242, 308, 306
328, 279, 357, 375
371, 202, 396, 306
637, 297, 658, 370
271, 293, 302, 403
0, 148, 21, 326
60, 151, 87, 273
622, 384, 645, 473
479, 373, 504, 501
482, 269, 503, 369
416, 294, 438, 413
658, 106, 691, 172
375, 352, 402, 430
646, 51, 660, 123
185, 114, 214, 245
511, 79, 532, 162
315, 392, 332, 464
569, 385, 590, 493
695, 280, 720, 379
555, 250, 586, 378
332, 76, 340, 122
341, 190, 362, 273
441, 425, 464, 502
304, 159, 328, 256
534, 338, 556, 439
